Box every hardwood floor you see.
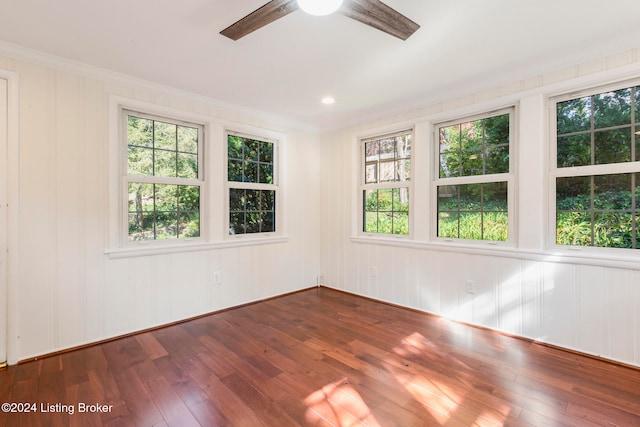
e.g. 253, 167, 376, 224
1, 287, 639, 426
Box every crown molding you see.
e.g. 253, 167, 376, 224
0, 40, 318, 133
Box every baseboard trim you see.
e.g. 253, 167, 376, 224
17, 286, 317, 365
320, 285, 640, 373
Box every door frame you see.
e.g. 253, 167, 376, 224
0, 70, 19, 366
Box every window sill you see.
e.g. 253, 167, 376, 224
350, 236, 640, 270
105, 236, 289, 259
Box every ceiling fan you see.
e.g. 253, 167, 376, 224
220, 0, 420, 41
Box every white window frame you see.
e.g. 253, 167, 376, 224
358, 128, 414, 238
224, 128, 282, 240
432, 107, 516, 246
549, 79, 640, 254
108, 97, 214, 254
121, 109, 205, 246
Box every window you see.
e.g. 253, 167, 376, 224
435, 109, 513, 242
553, 83, 640, 249
361, 130, 412, 235
227, 132, 277, 235
125, 111, 203, 243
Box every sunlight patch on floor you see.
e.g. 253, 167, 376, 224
304, 377, 381, 426
390, 331, 511, 427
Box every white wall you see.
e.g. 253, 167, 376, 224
0, 53, 322, 364
319, 48, 640, 368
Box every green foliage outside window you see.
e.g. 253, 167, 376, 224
126, 114, 201, 241
364, 188, 409, 235
555, 86, 640, 249
228, 134, 276, 235
362, 132, 411, 235
437, 113, 510, 241
437, 182, 508, 241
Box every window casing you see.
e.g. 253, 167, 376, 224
226, 132, 278, 236
552, 82, 640, 250
360, 130, 412, 236
434, 108, 514, 243
123, 110, 204, 244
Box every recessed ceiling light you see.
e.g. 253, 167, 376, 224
321, 96, 335, 105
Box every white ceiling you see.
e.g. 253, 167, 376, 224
1, 0, 639, 132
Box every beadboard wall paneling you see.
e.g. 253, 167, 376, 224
3, 57, 321, 363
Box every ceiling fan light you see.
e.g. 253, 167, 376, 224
297, 0, 343, 16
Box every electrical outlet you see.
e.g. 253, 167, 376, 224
466, 280, 476, 294
371, 266, 378, 277
213, 271, 221, 284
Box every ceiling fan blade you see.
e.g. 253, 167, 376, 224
220, 0, 299, 41
341, 0, 420, 40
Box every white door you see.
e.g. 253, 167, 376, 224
0, 78, 7, 366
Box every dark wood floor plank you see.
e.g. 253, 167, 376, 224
2, 287, 640, 426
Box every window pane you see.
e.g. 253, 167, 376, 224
365, 140, 379, 162
259, 163, 273, 184
228, 189, 275, 235
437, 183, 507, 241
228, 134, 274, 185
229, 212, 245, 235
438, 212, 458, 238
244, 161, 258, 183
396, 159, 411, 182
593, 212, 633, 248
154, 150, 177, 177
244, 139, 259, 162
557, 134, 591, 167
177, 153, 198, 179
178, 185, 200, 212
379, 139, 395, 160
228, 135, 243, 159
461, 150, 482, 176
483, 181, 508, 211
485, 145, 509, 174
156, 213, 178, 239
439, 151, 460, 178
154, 121, 176, 150
484, 114, 510, 146
557, 176, 590, 210
362, 188, 408, 235
459, 184, 481, 210
179, 212, 200, 238
260, 141, 274, 163
460, 121, 483, 152
593, 174, 631, 210
557, 96, 591, 135
438, 114, 509, 178
155, 184, 178, 212
594, 128, 631, 164
127, 146, 153, 175
379, 161, 395, 182
365, 163, 378, 184
364, 189, 378, 211
177, 126, 198, 153
593, 88, 631, 129
556, 211, 592, 246
128, 183, 154, 213
556, 173, 638, 249
128, 212, 155, 241
228, 159, 243, 181
127, 116, 153, 147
